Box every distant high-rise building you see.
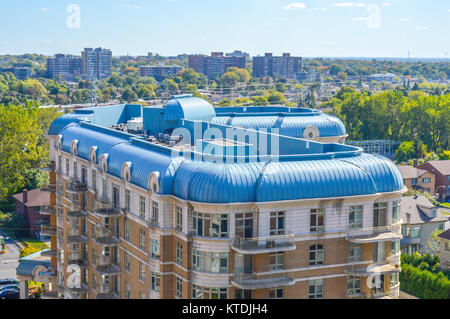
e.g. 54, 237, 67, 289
225, 50, 250, 58
188, 52, 246, 78
81, 48, 112, 80
253, 53, 302, 79
46, 54, 82, 81
139, 65, 183, 81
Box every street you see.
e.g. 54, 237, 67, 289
0, 231, 20, 280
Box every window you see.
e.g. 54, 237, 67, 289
392, 201, 400, 223
73, 161, 77, 178
102, 178, 107, 198
58, 155, 62, 172
112, 184, 120, 208
65, 158, 70, 175
192, 285, 227, 299
309, 279, 323, 299
151, 239, 160, 259
139, 229, 146, 250
151, 272, 160, 291
349, 206, 363, 228
373, 202, 388, 227
125, 253, 130, 272
125, 283, 130, 299
269, 252, 284, 270
310, 208, 325, 232
192, 250, 228, 273
125, 189, 130, 211
92, 170, 97, 190
176, 242, 183, 265
270, 211, 285, 235
405, 226, 420, 238
176, 206, 183, 231
348, 243, 362, 262
309, 244, 324, 266
124, 222, 130, 241
268, 287, 283, 299
411, 178, 418, 184
445, 242, 450, 252
93, 276, 98, 291
390, 273, 399, 287
81, 166, 87, 184
176, 278, 183, 298
347, 276, 361, 296
139, 262, 146, 282
139, 291, 145, 299
192, 212, 228, 238
421, 178, 431, 183
391, 240, 400, 255
151, 201, 159, 223
438, 224, 444, 231
139, 196, 146, 219
92, 249, 97, 266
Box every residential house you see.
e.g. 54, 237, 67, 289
397, 165, 435, 194
438, 229, 450, 270
418, 160, 450, 201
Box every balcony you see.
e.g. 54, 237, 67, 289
39, 205, 56, 216
387, 253, 401, 266
96, 194, 111, 205
95, 263, 121, 276
347, 224, 402, 244
231, 272, 295, 290
40, 225, 57, 237
67, 228, 88, 244
40, 162, 56, 172
345, 263, 401, 277
40, 184, 57, 193
94, 227, 120, 247
66, 205, 88, 219
94, 207, 121, 218
231, 232, 296, 254
41, 290, 58, 299
66, 283, 89, 294
69, 250, 88, 268
66, 179, 88, 194
96, 284, 120, 299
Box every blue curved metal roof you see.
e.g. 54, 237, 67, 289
211, 113, 346, 138
164, 95, 216, 122
48, 113, 91, 135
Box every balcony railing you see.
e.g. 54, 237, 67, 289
66, 179, 88, 194
40, 225, 57, 237
66, 283, 89, 293
69, 250, 88, 267
40, 162, 56, 172
344, 262, 401, 277
41, 184, 57, 193
346, 224, 402, 243
95, 263, 121, 276
66, 204, 88, 218
67, 227, 88, 243
231, 271, 295, 290
94, 207, 121, 218
39, 205, 56, 216
231, 232, 296, 254
96, 284, 120, 299
94, 227, 120, 246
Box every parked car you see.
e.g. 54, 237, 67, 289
0, 289, 20, 299
0, 278, 19, 288
0, 284, 19, 291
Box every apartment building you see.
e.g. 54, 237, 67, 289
139, 65, 183, 81
0, 67, 31, 80
188, 52, 246, 78
397, 165, 435, 194
253, 53, 303, 79
46, 54, 82, 82
39, 95, 405, 299
81, 48, 112, 80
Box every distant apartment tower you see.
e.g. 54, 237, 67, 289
188, 52, 246, 78
46, 54, 82, 81
226, 50, 250, 58
0, 67, 31, 80
139, 65, 183, 81
81, 48, 112, 80
253, 53, 303, 79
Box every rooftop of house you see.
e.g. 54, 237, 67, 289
400, 195, 449, 225
397, 165, 430, 179
47, 95, 404, 204
13, 188, 49, 207
438, 228, 450, 240
419, 160, 450, 176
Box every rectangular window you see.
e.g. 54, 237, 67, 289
347, 276, 361, 296
269, 252, 284, 270
139, 262, 146, 282
192, 250, 228, 273
92, 249, 97, 266
390, 273, 399, 287
373, 202, 388, 227
268, 287, 283, 299
348, 243, 362, 262
81, 166, 87, 184
112, 184, 120, 208
176, 242, 183, 265
176, 278, 182, 299
310, 208, 325, 232
151, 272, 160, 291
73, 161, 77, 178
392, 200, 400, 223
151, 201, 159, 223
421, 178, 431, 183
309, 279, 323, 299
102, 178, 107, 198
411, 178, 418, 184
309, 244, 324, 266
125, 253, 130, 272
139, 196, 146, 219
66, 158, 70, 175
191, 285, 227, 299
125, 283, 130, 299
125, 189, 130, 211
151, 239, 160, 259
176, 206, 183, 231
270, 211, 285, 235
92, 170, 97, 190
124, 222, 130, 241
391, 240, 400, 255
349, 206, 363, 228
139, 229, 146, 250
192, 212, 228, 238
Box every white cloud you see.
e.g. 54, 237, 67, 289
416, 26, 430, 31
400, 18, 410, 22
122, 4, 140, 9
283, 3, 306, 10
41, 8, 49, 12
333, 2, 366, 7
381, 2, 391, 6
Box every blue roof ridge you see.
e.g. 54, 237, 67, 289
337, 157, 378, 193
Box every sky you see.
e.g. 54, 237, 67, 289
0, 0, 449, 58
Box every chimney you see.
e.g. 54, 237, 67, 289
23, 189, 28, 203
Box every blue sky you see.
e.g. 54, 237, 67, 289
0, 0, 448, 57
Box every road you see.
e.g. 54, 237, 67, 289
0, 231, 20, 280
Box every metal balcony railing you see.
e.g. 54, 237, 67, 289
232, 232, 296, 254
66, 178, 88, 194
67, 227, 88, 243
66, 203, 88, 218
40, 225, 57, 237
39, 205, 56, 216
94, 227, 120, 246
231, 271, 295, 290
346, 224, 402, 243
41, 184, 57, 193
94, 207, 121, 218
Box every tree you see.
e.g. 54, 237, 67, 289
394, 141, 415, 162
220, 72, 240, 87
424, 228, 444, 256
121, 88, 138, 102
337, 72, 348, 82
267, 91, 286, 105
